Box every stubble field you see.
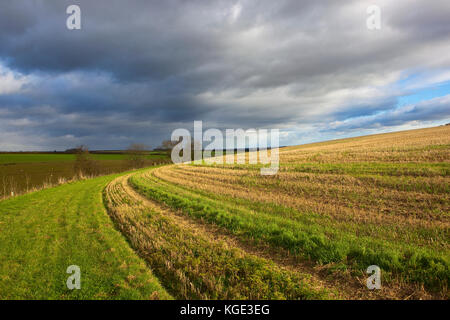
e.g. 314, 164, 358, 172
105, 125, 449, 299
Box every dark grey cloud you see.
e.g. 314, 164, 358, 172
0, 0, 449, 150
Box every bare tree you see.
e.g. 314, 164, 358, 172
126, 143, 149, 168
73, 145, 99, 177
160, 137, 202, 161
160, 139, 179, 152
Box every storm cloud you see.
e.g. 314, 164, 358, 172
0, 0, 449, 150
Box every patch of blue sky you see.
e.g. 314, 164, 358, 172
398, 80, 450, 106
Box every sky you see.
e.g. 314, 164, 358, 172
0, 0, 449, 151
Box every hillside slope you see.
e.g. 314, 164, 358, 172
117, 126, 449, 299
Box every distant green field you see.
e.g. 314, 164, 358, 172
0, 152, 168, 164
0, 154, 76, 163
0, 152, 171, 198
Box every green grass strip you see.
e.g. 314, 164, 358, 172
0, 172, 171, 300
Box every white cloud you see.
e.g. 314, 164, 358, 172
228, 3, 243, 24
0, 65, 29, 94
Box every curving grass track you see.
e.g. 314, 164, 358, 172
0, 172, 171, 300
